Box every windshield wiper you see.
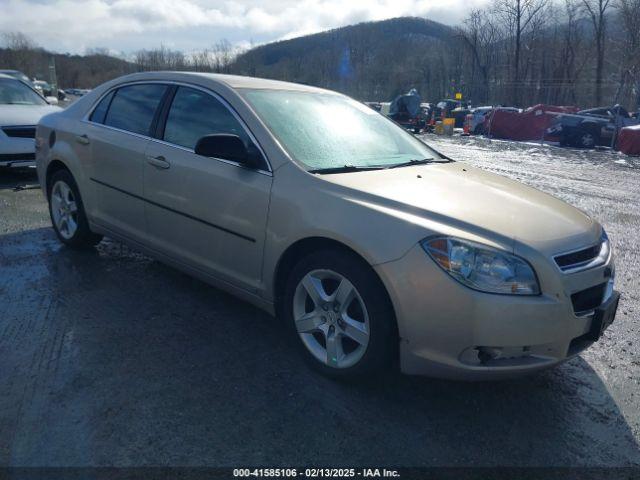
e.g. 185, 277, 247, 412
308, 165, 385, 174
386, 158, 436, 169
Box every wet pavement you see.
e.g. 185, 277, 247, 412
0, 136, 639, 467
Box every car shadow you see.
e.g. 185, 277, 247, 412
1, 226, 639, 468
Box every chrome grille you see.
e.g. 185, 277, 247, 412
554, 238, 608, 273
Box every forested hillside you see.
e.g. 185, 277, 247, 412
231, 17, 456, 101
0, 33, 133, 88
2, 0, 639, 110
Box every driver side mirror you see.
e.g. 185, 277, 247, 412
194, 134, 263, 170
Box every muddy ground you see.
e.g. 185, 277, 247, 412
0, 135, 639, 468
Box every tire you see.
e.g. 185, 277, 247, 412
282, 249, 396, 378
577, 130, 597, 148
47, 169, 102, 248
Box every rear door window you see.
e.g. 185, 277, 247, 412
163, 86, 249, 149
104, 84, 167, 136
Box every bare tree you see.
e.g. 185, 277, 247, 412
617, 0, 640, 109
492, 0, 549, 105
459, 9, 502, 103
554, 0, 590, 104
211, 40, 234, 73
0, 32, 43, 79
2, 31, 37, 50
580, 0, 612, 105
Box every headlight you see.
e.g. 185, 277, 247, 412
421, 236, 540, 295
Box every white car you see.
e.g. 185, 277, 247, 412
0, 74, 61, 168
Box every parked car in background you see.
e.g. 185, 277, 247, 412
36, 72, 618, 380
65, 88, 91, 97
32, 79, 52, 96
0, 74, 61, 168
0, 71, 63, 103
429, 99, 472, 128
467, 106, 494, 134
0, 69, 32, 85
548, 105, 638, 148
436, 99, 462, 115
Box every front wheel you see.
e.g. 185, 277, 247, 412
578, 130, 597, 148
48, 169, 102, 248
283, 250, 396, 378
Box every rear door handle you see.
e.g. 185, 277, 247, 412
147, 155, 170, 169
75, 134, 90, 145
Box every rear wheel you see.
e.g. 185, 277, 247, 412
48, 169, 102, 248
283, 249, 396, 378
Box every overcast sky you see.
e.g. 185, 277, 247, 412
0, 0, 491, 55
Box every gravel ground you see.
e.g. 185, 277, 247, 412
0, 135, 639, 469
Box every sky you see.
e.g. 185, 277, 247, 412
0, 0, 491, 55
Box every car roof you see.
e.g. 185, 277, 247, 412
107, 71, 334, 94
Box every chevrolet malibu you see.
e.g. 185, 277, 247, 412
35, 72, 619, 379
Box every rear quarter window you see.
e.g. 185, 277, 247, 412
89, 90, 115, 124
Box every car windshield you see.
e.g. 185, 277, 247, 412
0, 78, 47, 105
241, 89, 443, 170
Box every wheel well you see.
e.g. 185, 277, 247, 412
45, 160, 70, 192
273, 237, 395, 318
273, 237, 400, 366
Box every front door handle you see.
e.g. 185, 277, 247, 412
147, 155, 170, 169
75, 134, 90, 145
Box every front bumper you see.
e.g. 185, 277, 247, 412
375, 243, 616, 380
0, 135, 36, 168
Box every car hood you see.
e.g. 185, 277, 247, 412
0, 104, 61, 127
320, 162, 599, 256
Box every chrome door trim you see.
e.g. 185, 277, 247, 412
81, 79, 273, 176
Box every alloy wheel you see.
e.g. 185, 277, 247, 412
580, 133, 595, 148
292, 269, 370, 369
51, 180, 78, 240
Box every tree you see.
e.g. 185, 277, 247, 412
554, 0, 590, 104
458, 9, 502, 103
617, 0, 640, 109
580, 0, 612, 105
2, 31, 37, 50
493, 0, 549, 105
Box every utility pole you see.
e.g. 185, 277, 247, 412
48, 55, 58, 93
